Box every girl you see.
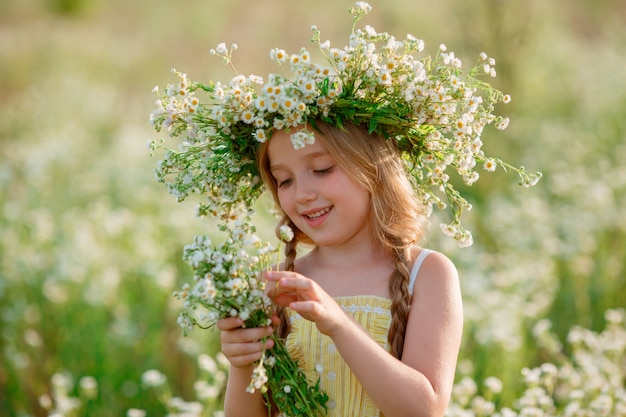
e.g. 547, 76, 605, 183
218, 121, 463, 417
150, 3, 537, 415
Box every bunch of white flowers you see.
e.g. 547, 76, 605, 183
171, 218, 327, 415
174, 224, 275, 330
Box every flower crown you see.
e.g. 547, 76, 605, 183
149, 1, 541, 247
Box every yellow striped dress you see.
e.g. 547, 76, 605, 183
285, 295, 392, 417
284, 248, 432, 416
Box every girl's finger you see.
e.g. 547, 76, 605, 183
264, 271, 293, 297
220, 326, 274, 344
223, 339, 275, 367
268, 275, 314, 293
264, 270, 303, 283
224, 338, 275, 357
288, 300, 322, 315
216, 317, 244, 331
269, 314, 281, 326
272, 292, 298, 307
228, 353, 263, 368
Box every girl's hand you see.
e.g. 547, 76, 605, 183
264, 270, 349, 337
216, 317, 275, 368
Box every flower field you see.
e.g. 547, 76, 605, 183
1, 0, 624, 416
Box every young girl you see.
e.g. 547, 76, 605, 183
150, 2, 539, 416
217, 122, 463, 417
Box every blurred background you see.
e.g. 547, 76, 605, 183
1, 0, 625, 416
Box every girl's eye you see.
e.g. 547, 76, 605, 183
277, 177, 293, 188
314, 166, 334, 175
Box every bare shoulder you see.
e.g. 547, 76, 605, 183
410, 248, 458, 281
408, 248, 461, 310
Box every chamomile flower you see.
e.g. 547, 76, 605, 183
496, 117, 510, 130
280, 96, 298, 112
483, 158, 497, 172
273, 118, 285, 130
378, 70, 392, 85
253, 129, 267, 143
253, 117, 266, 128
352, 1, 372, 14
240, 110, 255, 124
270, 48, 288, 64
298, 48, 311, 63
142, 370, 167, 387
279, 225, 294, 242
254, 96, 268, 111
290, 132, 307, 150
290, 54, 302, 66
299, 78, 317, 95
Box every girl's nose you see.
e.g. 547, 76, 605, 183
294, 176, 316, 204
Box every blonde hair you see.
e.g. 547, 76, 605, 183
257, 121, 427, 359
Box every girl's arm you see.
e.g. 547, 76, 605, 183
217, 317, 275, 417
265, 250, 463, 417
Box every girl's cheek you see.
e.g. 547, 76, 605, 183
277, 190, 291, 209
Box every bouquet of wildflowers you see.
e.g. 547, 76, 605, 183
171, 214, 328, 416
149, 2, 540, 415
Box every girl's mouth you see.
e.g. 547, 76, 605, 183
303, 206, 332, 220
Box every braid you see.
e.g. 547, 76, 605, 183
387, 247, 412, 359
275, 217, 298, 339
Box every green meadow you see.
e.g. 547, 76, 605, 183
1, 0, 624, 415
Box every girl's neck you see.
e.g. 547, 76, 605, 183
295, 239, 395, 298
310, 238, 389, 269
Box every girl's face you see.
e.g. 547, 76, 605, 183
267, 129, 371, 248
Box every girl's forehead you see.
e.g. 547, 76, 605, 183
269, 149, 333, 176
268, 131, 330, 161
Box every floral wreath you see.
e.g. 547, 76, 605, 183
148, 3, 541, 415
150, 2, 540, 247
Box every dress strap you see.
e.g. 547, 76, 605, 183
408, 249, 432, 295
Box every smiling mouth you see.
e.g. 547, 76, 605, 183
303, 207, 332, 219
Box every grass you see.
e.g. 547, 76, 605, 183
1, 0, 625, 416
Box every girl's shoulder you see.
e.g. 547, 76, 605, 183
409, 246, 456, 270
408, 247, 458, 295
